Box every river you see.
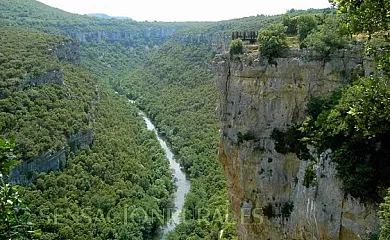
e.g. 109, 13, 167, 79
131, 100, 191, 238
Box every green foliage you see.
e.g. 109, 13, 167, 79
303, 15, 348, 56
365, 33, 390, 77
116, 40, 236, 239
0, 138, 40, 239
301, 77, 390, 200
0, 28, 96, 160
321, 77, 390, 140
303, 164, 316, 188
22, 91, 175, 239
270, 127, 311, 161
306, 89, 342, 121
0, 2, 346, 239
380, 189, 390, 240
330, 0, 390, 35
0, 138, 18, 175
0, 0, 189, 46
257, 24, 288, 60
281, 201, 294, 218
297, 15, 317, 45
229, 39, 243, 55
282, 15, 298, 35
0, 12, 175, 239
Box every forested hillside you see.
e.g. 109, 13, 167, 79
0, 27, 95, 160
22, 90, 175, 239
113, 41, 237, 239
3, 0, 376, 239
0, 4, 175, 238
0, 0, 192, 46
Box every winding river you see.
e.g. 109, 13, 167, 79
127, 98, 191, 238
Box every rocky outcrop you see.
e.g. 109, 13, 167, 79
213, 48, 378, 240
68, 128, 95, 153
22, 70, 64, 89
17, 40, 80, 90
9, 149, 67, 185
67, 27, 177, 46
9, 129, 94, 185
174, 33, 231, 51
51, 41, 80, 65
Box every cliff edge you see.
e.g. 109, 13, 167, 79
213, 48, 378, 239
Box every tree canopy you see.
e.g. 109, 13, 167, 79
329, 0, 390, 35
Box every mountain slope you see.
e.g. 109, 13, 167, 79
0, 27, 95, 161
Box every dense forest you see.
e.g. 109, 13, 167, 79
0, 27, 96, 160
1, 0, 390, 239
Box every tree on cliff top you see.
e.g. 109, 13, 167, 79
229, 39, 243, 55
257, 23, 287, 60
297, 14, 317, 45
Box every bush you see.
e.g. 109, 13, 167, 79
257, 24, 288, 60
281, 201, 294, 218
303, 16, 348, 56
270, 127, 311, 161
380, 189, 390, 240
301, 77, 390, 200
297, 15, 317, 46
283, 15, 298, 35
229, 39, 243, 55
303, 163, 316, 188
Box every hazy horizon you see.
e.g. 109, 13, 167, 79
37, 0, 332, 22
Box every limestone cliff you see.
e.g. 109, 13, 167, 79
67, 27, 177, 46
9, 129, 95, 185
213, 48, 378, 240
21, 70, 64, 89
50, 41, 81, 65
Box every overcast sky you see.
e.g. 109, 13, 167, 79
37, 0, 332, 22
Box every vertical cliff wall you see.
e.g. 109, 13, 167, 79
213, 48, 378, 240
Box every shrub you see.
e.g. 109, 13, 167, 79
303, 16, 348, 56
301, 77, 390, 200
229, 39, 243, 55
303, 163, 316, 188
283, 15, 298, 36
297, 15, 317, 46
257, 24, 287, 60
237, 131, 257, 144
281, 201, 294, 218
270, 127, 311, 161
262, 203, 275, 218
380, 189, 390, 240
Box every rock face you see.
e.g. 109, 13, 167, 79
51, 41, 81, 65
9, 129, 94, 185
22, 70, 64, 89
67, 27, 177, 46
9, 149, 67, 185
213, 48, 379, 240
174, 33, 231, 52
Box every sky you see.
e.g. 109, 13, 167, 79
37, 0, 332, 22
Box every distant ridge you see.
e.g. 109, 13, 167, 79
86, 13, 132, 20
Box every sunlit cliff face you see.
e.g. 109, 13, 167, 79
214, 48, 379, 240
